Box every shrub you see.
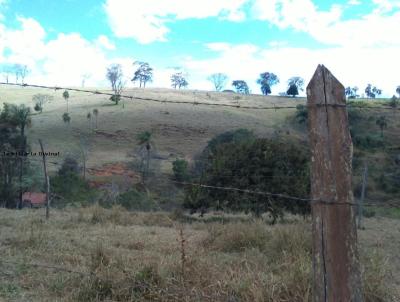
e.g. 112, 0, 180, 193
51, 157, 96, 206
172, 159, 189, 181
116, 189, 157, 211
186, 132, 310, 222
34, 103, 42, 113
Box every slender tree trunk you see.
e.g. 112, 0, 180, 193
18, 126, 26, 209
39, 139, 50, 219
146, 147, 150, 181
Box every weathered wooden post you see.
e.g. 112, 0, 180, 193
307, 65, 363, 302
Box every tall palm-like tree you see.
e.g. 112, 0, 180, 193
136, 131, 153, 182
8, 104, 31, 208
63, 90, 70, 113
93, 108, 99, 129
62, 112, 71, 125
86, 112, 92, 130
376, 116, 388, 137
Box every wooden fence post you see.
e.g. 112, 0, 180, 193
38, 139, 50, 220
307, 65, 363, 302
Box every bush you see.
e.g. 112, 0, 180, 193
352, 134, 385, 150
172, 159, 189, 181
34, 103, 42, 113
186, 132, 310, 222
51, 173, 96, 207
116, 189, 158, 211
51, 157, 96, 206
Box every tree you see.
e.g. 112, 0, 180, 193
372, 87, 382, 98
136, 131, 153, 183
34, 103, 42, 113
81, 73, 90, 87
396, 86, 400, 98
8, 104, 31, 147
131, 61, 153, 88
106, 64, 123, 92
376, 116, 388, 137
93, 108, 99, 129
171, 72, 188, 89
0, 63, 14, 83
389, 95, 399, 109
32, 94, 53, 114
62, 113, 71, 125
345, 86, 359, 99
58, 156, 80, 177
62, 90, 70, 113
6, 104, 32, 208
287, 84, 299, 97
172, 159, 189, 181
106, 64, 124, 104
232, 80, 249, 94
86, 112, 92, 130
365, 84, 382, 98
287, 77, 304, 97
257, 72, 279, 95
208, 73, 228, 91
19, 65, 29, 84
0, 103, 34, 208
185, 132, 310, 222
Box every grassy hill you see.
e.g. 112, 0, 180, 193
0, 86, 306, 180
0, 86, 399, 301
0, 85, 399, 213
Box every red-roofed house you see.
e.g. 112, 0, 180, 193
22, 192, 47, 208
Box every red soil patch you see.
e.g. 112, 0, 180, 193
87, 163, 140, 188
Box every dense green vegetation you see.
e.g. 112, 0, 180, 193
184, 129, 310, 223
293, 100, 400, 205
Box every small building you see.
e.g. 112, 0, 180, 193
22, 192, 47, 208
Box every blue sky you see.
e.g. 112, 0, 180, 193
0, 0, 399, 96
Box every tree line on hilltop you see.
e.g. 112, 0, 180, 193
2, 61, 399, 100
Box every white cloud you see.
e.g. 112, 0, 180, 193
347, 0, 361, 5
372, 0, 400, 13
95, 35, 116, 50
0, 17, 134, 87
103, 0, 248, 44
3, 17, 47, 65
253, 0, 400, 47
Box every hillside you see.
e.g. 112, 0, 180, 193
0, 86, 305, 175
0, 85, 399, 211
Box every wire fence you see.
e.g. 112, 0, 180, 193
1, 82, 399, 111
0, 81, 399, 211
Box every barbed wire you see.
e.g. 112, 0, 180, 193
1, 82, 399, 111
1, 154, 399, 209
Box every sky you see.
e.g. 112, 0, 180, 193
0, 0, 399, 97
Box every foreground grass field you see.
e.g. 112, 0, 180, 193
0, 207, 398, 301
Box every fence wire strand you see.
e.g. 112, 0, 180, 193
0, 81, 399, 209
1, 82, 399, 111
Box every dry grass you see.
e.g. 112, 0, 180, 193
0, 86, 301, 173
0, 207, 397, 301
